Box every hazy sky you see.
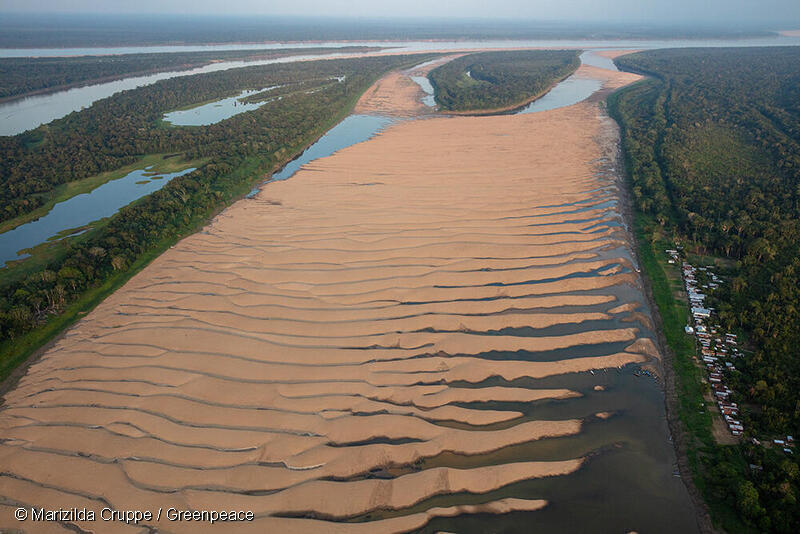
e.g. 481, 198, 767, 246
3, 0, 800, 26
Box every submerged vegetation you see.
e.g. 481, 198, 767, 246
429, 50, 580, 112
0, 53, 436, 380
611, 47, 800, 533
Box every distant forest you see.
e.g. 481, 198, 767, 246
0, 14, 775, 48
429, 50, 580, 112
0, 46, 377, 100
612, 47, 800, 533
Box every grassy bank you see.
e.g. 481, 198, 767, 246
0, 153, 204, 235
610, 82, 759, 532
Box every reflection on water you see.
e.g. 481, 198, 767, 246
0, 166, 195, 267
248, 114, 392, 196
518, 77, 603, 114
163, 86, 279, 126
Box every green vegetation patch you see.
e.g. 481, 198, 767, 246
0, 46, 378, 101
611, 46, 800, 533
0, 153, 203, 235
0, 53, 439, 388
429, 50, 580, 113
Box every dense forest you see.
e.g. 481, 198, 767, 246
0, 46, 377, 100
612, 47, 800, 532
0, 54, 389, 225
0, 53, 436, 377
429, 50, 580, 112
0, 14, 773, 48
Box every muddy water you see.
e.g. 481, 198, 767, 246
0, 64, 699, 532
162, 86, 282, 126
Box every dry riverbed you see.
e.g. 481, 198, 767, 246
0, 61, 699, 533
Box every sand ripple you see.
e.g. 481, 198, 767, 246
0, 68, 655, 532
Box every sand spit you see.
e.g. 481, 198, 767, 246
0, 66, 660, 532
575, 63, 642, 93
354, 55, 458, 117
593, 49, 642, 60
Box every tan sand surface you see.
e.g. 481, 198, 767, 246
354, 55, 458, 116
593, 49, 642, 59
575, 64, 642, 92
0, 64, 655, 532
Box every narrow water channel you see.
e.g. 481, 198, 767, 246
0, 166, 195, 267
517, 52, 607, 114
0, 52, 367, 136
410, 75, 436, 107
0, 51, 614, 269
3, 34, 798, 136
162, 86, 281, 126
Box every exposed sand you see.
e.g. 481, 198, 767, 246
575, 64, 642, 92
778, 29, 800, 37
0, 64, 653, 532
354, 55, 458, 117
593, 49, 642, 60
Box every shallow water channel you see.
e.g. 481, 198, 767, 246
3, 34, 798, 136
0, 53, 359, 136
162, 86, 280, 126
0, 166, 195, 267
0, 48, 705, 531
247, 113, 393, 195
410, 75, 436, 107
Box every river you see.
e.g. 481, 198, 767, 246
0, 49, 741, 266
0, 60, 702, 531
2, 35, 799, 136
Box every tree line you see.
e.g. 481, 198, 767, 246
0, 47, 377, 101
0, 54, 394, 225
0, 53, 437, 376
612, 46, 800, 533
428, 50, 580, 112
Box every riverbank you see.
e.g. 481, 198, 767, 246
0, 60, 698, 531
0, 56, 435, 390
0, 47, 381, 104
0, 154, 203, 236
605, 60, 748, 532
354, 55, 459, 116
